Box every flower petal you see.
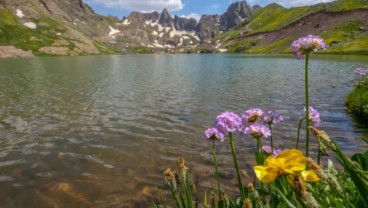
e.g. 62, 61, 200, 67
254, 165, 278, 183
301, 170, 320, 182
277, 149, 306, 174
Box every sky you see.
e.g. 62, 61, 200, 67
83, 0, 336, 21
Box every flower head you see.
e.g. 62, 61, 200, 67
272, 148, 283, 157
242, 108, 264, 124
261, 110, 283, 126
244, 123, 271, 139
262, 145, 272, 154
355, 67, 368, 75
262, 145, 283, 156
164, 168, 175, 181
306, 106, 320, 127
291, 35, 327, 58
204, 127, 225, 142
215, 111, 242, 133
253, 149, 306, 183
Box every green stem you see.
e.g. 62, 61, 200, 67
170, 182, 184, 208
228, 132, 244, 201
296, 117, 305, 149
317, 148, 321, 165
269, 124, 274, 152
213, 140, 222, 201
272, 185, 297, 208
305, 53, 310, 157
256, 137, 261, 154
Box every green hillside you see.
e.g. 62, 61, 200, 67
0, 6, 118, 56
218, 0, 368, 54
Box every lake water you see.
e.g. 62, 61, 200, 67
0, 54, 367, 207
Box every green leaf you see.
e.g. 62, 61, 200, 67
218, 200, 225, 208
273, 187, 297, 208
332, 140, 368, 206
351, 151, 368, 171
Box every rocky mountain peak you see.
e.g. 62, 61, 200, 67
196, 15, 221, 41
220, 0, 255, 31
252, 5, 262, 12
159, 8, 173, 27
173, 15, 197, 31
127, 11, 160, 23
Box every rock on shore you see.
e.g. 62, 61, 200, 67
0, 46, 34, 58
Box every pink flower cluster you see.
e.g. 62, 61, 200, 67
291, 35, 327, 58
204, 108, 284, 142
355, 67, 368, 75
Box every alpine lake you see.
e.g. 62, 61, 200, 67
0, 54, 367, 207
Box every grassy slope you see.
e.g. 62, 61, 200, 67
219, 0, 368, 54
0, 8, 50, 53
247, 4, 311, 34
0, 7, 73, 55
0, 7, 118, 56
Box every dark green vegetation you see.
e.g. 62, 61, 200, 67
346, 80, 368, 122
130, 46, 154, 54
219, 0, 368, 54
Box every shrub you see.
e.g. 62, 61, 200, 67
346, 70, 368, 122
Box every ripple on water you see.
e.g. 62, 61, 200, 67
36, 172, 53, 177
0, 176, 13, 182
58, 152, 114, 169
0, 160, 26, 167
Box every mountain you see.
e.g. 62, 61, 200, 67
196, 15, 221, 42
220, 1, 255, 31
0, 0, 263, 57
110, 8, 201, 52
218, 0, 368, 54
0, 0, 367, 57
158, 8, 173, 27
195, 1, 261, 43
173, 15, 197, 31
0, 0, 119, 57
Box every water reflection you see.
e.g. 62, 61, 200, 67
0, 54, 367, 207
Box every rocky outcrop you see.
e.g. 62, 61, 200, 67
39, 47, 70, 55
195, 1, 261, 41
173, 15, 197, 31
127, 11, 160, 24
196, 15, 221, 42
1, 0, 98, 21
158, 8, 173, 27
220, 1, 254, 31
0, 46, 34, 58
252, 5, 262, 13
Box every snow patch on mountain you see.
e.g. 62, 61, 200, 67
23, 22, 37, 29
109, 26, 120, 36
16, 9, 24, 18
122, 19, 131, 25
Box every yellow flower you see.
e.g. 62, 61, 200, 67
301, 170, 320, 182
253, 149, 306, 183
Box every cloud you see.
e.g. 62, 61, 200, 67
212, 4, 221, 9
247, 0, 336, 7
84, 0, 184, 12
180, 13, 201, 21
